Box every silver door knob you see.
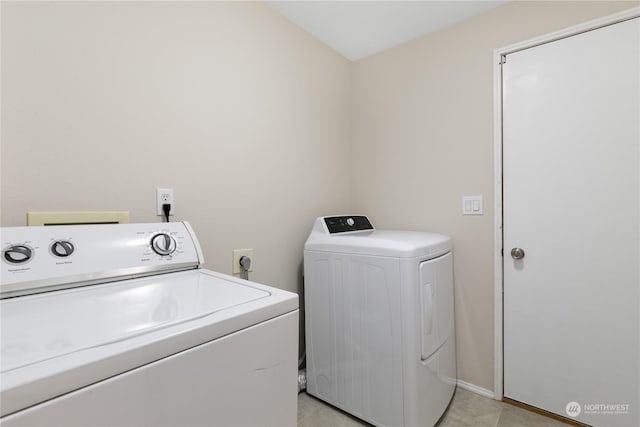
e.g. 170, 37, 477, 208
510, 247, 525, 260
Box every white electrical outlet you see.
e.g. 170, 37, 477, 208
156, 188, 174, 216
232, 248, 253, 274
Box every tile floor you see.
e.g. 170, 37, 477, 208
298, 388, 570, 427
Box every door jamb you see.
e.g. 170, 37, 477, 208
492, 6, 640, 401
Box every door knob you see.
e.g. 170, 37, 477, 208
510, 247, 525, 260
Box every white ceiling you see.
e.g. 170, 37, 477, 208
266, 1, 509, 61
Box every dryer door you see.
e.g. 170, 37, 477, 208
419, 252, 453, 360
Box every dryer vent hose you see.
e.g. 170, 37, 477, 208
297, 369, 307, 393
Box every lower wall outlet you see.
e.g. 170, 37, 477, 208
232, 248, 253, 274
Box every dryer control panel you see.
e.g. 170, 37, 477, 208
324, 216, 374, 234
0, 222, 203, 298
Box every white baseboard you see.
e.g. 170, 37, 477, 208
456, 379, 495, 399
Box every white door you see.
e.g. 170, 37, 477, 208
503, 18, 639, 427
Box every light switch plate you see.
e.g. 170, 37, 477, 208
462, 196, 483, 215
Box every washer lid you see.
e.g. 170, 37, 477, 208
305, 229, 451, 258
0, 269, 298, 417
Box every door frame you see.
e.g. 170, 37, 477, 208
492, 6, 640, 401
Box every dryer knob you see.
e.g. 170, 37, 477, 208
151, 233, 177, 256
3, 245, 33, 264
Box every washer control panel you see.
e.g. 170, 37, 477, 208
1, 222, 203, 298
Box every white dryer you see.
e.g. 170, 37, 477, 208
304, 215, 456, 427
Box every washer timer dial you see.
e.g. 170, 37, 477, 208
150, 233, 177, 256
3, 245, 33, 264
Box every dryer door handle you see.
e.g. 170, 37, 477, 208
421, 282, 434, 343
420, 283, 433, 359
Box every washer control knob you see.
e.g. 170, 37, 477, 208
3, 245, 33, 264
151, 233, 177, 256
346, 218, 355, 226
51, 240, 75, 257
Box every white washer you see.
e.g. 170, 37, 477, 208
1, 222, 298, 427
304, 216, 456, 427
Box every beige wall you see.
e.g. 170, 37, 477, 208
2, 0, 637, 394
351, 0, 638, 391
0, 0, 352, 308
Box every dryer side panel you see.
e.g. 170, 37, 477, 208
304, 251, 403, 427
304, 255, 335, 401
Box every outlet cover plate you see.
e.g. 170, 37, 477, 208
156, 188, 174, 216
232, 248, 253, 274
